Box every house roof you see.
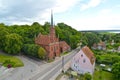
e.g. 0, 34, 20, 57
82, 46, 95, 65
98, 41, 106, 47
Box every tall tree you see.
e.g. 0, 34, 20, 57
0, 26, 9, 50
57, 23, 81, 49
83, 32, 100, 48
112, 33, 120, 43
22, 44, 40, 57
43, 22, 50, 34
4, 33, 23, 54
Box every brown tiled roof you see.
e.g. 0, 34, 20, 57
98, 41, 106, 47
60, 41, 70, 49
93, 43, 97, 48
35, 33, 60, 45
35, 34, 51, 45
82, 46, 95, 65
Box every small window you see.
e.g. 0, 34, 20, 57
74, 64, 75, 67
81, 54, 83, 57
83, 59, 86, 63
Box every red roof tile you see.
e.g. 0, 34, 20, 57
35, 34, 51, 45
60, 41, 70, 49
82, 46, 95, 64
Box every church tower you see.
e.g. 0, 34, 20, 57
50, 10, 56, 41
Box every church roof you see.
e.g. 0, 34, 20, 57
35, 34, 51, 45
82, 46, 95, 65
60, 41, 70, 49
60, 41, 69, 46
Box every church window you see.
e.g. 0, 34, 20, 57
51, 47, 53, 51
56, 46, 58, 50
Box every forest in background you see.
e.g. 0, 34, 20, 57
0, 22, 120, 59
0, 22, 81, 59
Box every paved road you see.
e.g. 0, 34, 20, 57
0, 55, 44, 80
30, 48, 79, 80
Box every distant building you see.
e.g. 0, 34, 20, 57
111, 40, 115, 45
71, 46, 95, 75
35, 11, 70, 59
118, 46, 120, 52
97, 41, 106, 50
92, 41, 106, 50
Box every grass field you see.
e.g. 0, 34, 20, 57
93, 70, 114, 80
0, 54, 24, 67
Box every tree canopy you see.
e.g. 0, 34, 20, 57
4, 33, 23, 54
81, 32, 100, 47
0, 22, 82, 58
112, 62, 120, 79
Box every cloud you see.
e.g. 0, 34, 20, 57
66, 9, 120, 30
81, 0, 104, 11
98, 9, 112, 15
53, 0, 80, 13
0, 0, 56, 24
0, 0, 80, 25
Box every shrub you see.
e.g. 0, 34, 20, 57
38, 47, 46, 59
22, 44, 40, 57
84, 73, 92, 80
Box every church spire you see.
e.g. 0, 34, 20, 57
51, 10, 54, 27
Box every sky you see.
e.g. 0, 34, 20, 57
0, 0, 120, 30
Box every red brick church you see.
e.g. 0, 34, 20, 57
35, 12, 70, 59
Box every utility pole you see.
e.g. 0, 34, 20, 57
62, 56, 64, 73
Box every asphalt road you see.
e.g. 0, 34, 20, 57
30, 48, 79, 80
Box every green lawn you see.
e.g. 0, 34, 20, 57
93, 70, 114, 80
0, 54, 24, 67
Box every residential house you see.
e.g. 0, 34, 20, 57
92, 41, 106, 50
71, 46, 95, 75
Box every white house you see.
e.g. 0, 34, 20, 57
71, 46, 95, 75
